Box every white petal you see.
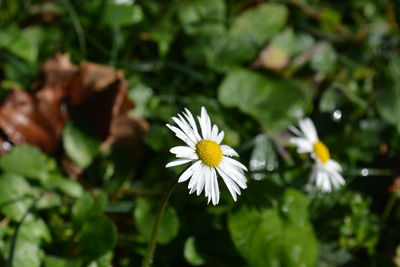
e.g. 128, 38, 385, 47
216, 131, 225, 144
289, 125, 303, 137
209, 168, 216, 205
221, 145, 239, 157
329, 170, 345, 188
196, 168, 206, 196
166, 124, 196, 148
223, 157, 248, 171
170, 146, 198, 159
170, 146, 196, 157
166, 158, 192, 168
289, 137, 313, 153
326, 159, 343, 172
328, 173, 340, 190
217, 167, 240, 201
198, 107, 212, 140
211, 169, 220, 205
323, 175, 332, 192
217, 161, 247, 189
310, 161, 345, 193
210, 125, 219, 142
318, 171, 331, 192
205, 169, 212, 203
183, 108, 202, 141
309, 166, 318, 184
178, 161, 201, 182
188, 163, 205, 191
172, 115, 199, 143
299, 118, 319, 143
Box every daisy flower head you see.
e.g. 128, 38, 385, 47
166, 107, 248, 205
289, 117, 345, 193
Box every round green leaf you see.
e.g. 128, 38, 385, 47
0, 173, 32, 221
0, 144, 49, 183
228, 189, 318, 267
218, 68, 312, 130
79, 215, 117, 259
134, 198, 179, 245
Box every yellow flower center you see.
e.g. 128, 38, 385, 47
313, 141, 330, 164
196, 140, 223, 167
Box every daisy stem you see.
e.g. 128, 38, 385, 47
141, 179, 178, 267
382, 193, 398, 221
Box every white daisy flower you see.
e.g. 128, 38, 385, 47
166, 107, 247, 205
289, 117, 345, 193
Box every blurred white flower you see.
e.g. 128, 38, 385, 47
290, 118, 345, 192
166, 107, 247, 205
114, 0, 134, 5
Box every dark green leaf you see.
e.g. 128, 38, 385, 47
218, 68, 312, 130
376, 84, 400, 132
43, 256, 82, 267
78, 215, 117, 259
134, 198, 179, 245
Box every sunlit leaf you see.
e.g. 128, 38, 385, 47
0, 173, 32, 221
229, 189, 318, 267
63, 122, 100, 169
0, 144, 49, 183
218, 68, 312, 130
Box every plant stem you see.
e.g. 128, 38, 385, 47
382, 193, 398, 221
141, 179, 178, 267
6, 192, 44, 267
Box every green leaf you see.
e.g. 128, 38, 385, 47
128, 82, 153, 118
185, 3, 288, 71
19, 215, 51, 243
62, 122, 100, 169
87, 251, 113, 267
310, 42, 337, 73
0, 173, 32, 221
134, 198, 179, 245
0, 27, 39, 63
0, 144, 49, 182
218, 68, 312, 130
184, 236, 206, 266
269, 28, 314, 57
229, 3, 288, 48
228, 189, 318, 267
178, 0, 226, 36
48, 175, 84, 198
187, 96, 240, 147
78, 215, 117, 259
376, 84, 400, 132
43, 256, 81, 267
72, 192, 106, 225
104, 3, 143, 26
5, 239, 44, 267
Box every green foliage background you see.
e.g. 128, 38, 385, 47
0, 0, 400, 266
